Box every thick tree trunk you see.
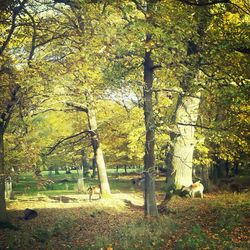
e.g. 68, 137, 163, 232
143, 38, 158, 217
0, 126, 8, 223
165, 7, 211, 194
169, 92, 201, 189
95, 145, 110, 196
86, 93, 111, 196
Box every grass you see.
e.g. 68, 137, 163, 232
175, 224, 217, 250
89, 216, 177, 250
12, 170, 166, 198
172, 192, 250, 250
4, 171, 250, 250
12, 169, 143, 197
34, 216, 76, 242
5, 191, 249, 250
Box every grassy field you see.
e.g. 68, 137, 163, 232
11, 169, 165, 197
1, 171, 250, 250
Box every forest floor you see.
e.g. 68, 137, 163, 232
0, 190, 249, 249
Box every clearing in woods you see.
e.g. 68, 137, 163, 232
1, 190, 249, 250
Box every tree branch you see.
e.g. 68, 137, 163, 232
178, 0, 250, 15
0, 0, 28, 55
177, 122, 212, 130
65, 101, 88, 112
30, 108, 74, 117
152, 64, 162, 70
22, 7, 37, 66
3, 84, 21, 132
44, 130, 95, 156
131, 0, 147, 14
235, 47, 250, 54
178, 0, 231, 6
152, 87, 182, 94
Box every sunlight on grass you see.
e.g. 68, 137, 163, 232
7, 193, 144, 212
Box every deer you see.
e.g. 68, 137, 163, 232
87, 185, 101, 201
182, 180, 204, 198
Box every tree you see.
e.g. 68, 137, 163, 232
0, 58, 20, 222
105, 0, 162, 216
0, 0, 66, 223
165, 5, 212, 192
169, 0, 250, 190
0, 0, 28, 222
31, 1, 115, 196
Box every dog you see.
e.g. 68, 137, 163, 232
182, 181, 204, 198
87, 185, 101, 201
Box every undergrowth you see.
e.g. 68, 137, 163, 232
88, 216, 177, 250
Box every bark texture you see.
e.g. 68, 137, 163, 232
143, 37, 158, 217
165, 6, 211, 193
0, 126, 8, 222
169, 92, 201, 189
86, 93, 111, 196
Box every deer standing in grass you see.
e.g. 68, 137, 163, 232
88, 185, 101, 201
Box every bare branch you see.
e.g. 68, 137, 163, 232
65, 101, 88, 112
152, 87, 182, 94
44, 130, 95, 156
30, 108, 74, 117
177, 122, 212, 130
178, 0, 231, 6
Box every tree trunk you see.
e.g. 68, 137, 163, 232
234, 161, 239, 175
91, 158, 97, 178
169, 92, 201, 189
211, 158, 228, 184
5, 176, 13, 200
0, 125, 8, 223
81, 149, 89, 177
54, 166, 60, 175
143, 36, 158, 217
210, 104, 229, 183
201, 165, 210, 191
91, 134, 110, 195
165, 7, 211, 193
86, 93, 111, 196
77, 166, 84, 192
